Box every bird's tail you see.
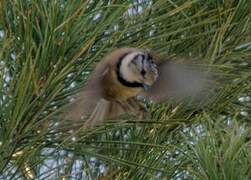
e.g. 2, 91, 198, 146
83, 98, 146, 129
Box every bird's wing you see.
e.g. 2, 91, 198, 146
144, 56, 214, 104
63, 62, 109, 122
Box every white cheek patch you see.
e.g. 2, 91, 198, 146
120, 52, 144, 82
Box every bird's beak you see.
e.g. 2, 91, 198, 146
143, 84, 150, 91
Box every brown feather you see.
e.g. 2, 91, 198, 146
63, 48, 145, 127
63, 48, 214, 129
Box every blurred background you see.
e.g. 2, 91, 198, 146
0, 0, 250, 179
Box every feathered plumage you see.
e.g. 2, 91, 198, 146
64, 48, 212, 128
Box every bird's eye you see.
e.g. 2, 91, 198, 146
145, 53, 153, 62
149, 58, 154, 64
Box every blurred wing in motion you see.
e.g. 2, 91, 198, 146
63, 76, 104, 122
63, 61, 110, 122
144, 59, 214, 104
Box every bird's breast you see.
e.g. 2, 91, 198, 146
103, 69, 142, 101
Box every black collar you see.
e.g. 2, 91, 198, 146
116, 53, 144, 88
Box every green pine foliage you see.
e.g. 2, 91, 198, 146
0, 0, 250, 179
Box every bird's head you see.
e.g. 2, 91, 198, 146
118, 50, 158, 90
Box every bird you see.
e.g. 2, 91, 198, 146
64, 47, 212, 129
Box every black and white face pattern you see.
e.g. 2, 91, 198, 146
119, 51, 158, 89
